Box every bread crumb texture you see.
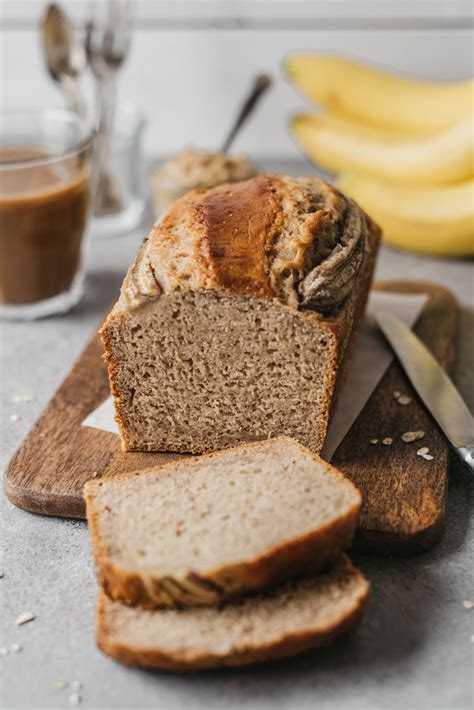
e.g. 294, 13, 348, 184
101, 173, 380, 455
98, 555, 369, 669
89, 438, 358, 573
105, 291, 338, 453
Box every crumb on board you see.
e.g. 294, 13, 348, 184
393, 390, 401, 399
0, 648, 8, 657
417, 447, 430, 457
54, 680, 68, 690
9, 414, 21, 422
15, 611, 35, 626
370, 439, 378, 445
12, 394, 34, 403
69, 692, 81, 705
401, 430, 425, 443
71, 681, 82, 691
10, 643, 22, 652
398, 395, 412, 405
382, 437, 393, 446
463, 600, 473, 610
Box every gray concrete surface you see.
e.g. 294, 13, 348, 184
1, 161, 473, 710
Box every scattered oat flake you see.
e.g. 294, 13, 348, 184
382, 437, 393, 446
0, 648, 8, 657
54, 680, 68, 690
10, 414, 20, 422
463, 600, 473, 609
398, 395, 411, 405
71, 681, 82, 691
15, 611, 35, 626
69, 693, 81, 705
401, 430, 425, 443
470, 634, 474, 643
423, 454, 434, 461
370, 439, 378, 445
417, 447, 430, 457
393, 390, 401, 399
12, 394, 34, 403
10, 643, 22, 652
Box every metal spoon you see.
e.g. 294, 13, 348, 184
86, 1, 132, 215
221, 74, 272, 153
41, 4, 87, 117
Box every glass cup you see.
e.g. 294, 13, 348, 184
0, 109, 94, 320
90, 102, 147, 238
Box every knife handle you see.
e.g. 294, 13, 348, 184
454, 445, 474, 474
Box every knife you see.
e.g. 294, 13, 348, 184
374, 311, 474, 473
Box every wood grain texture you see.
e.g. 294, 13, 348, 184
3, 281, 457, 555
333, 281, 457, 554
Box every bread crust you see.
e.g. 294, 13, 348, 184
96, 555, 370, 671
85, 437, 362, 609
196, 174, 283, 299
109, 174, 371, 314
100, 175, 381, 455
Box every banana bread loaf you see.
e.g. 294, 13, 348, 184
97, 555, 369, 670
85, 437, 362, 609
101, 174, 380, 454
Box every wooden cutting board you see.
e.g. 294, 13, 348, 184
4, 281, 457, 555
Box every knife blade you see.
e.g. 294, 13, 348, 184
374, 311, 474, 473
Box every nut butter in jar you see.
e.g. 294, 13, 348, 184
0, 110, 94, 320
150, 148, 257, 217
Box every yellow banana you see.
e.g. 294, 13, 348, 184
291, 113, 474, 186
338, 173, 474, 257
285, 54, 474, 134
317, 108, 441, 140
295, 111, 424, 143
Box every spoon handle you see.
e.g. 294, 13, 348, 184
59, 74, 86, 118
94, 76, 122, 214
221, 74, 272, 154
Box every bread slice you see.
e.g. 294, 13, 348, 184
101, 174, 380, 455
97, 555, 369, 670
85, 437, 361, 609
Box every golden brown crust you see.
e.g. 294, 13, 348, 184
91, 508, 360, 610
196, 175, 283, 299
321, 212, 381, 421
110, 174, 375, 315
100, 175, 381, 456
99, 322, 134, 454
96, 556, 370, 670
85, 437, 362, 609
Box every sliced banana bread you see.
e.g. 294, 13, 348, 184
101, 173, 380, 454
85, 437, 361, 609
97, 555, 369, 670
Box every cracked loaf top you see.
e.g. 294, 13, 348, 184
115, 174, 377, 316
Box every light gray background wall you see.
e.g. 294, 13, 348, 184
1, 0, 473, 159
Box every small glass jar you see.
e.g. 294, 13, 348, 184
90, 102, 147, 238
150, 148, 257, 218
0, 109, 94, 320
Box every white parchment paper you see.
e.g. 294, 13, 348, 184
82, 291, 428, 460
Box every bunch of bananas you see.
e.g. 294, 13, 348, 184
286, 54, 474, 256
